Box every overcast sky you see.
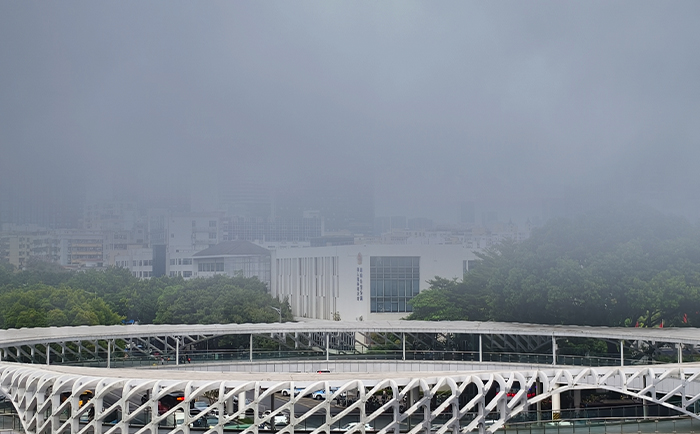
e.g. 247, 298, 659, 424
2, 1, 699, 224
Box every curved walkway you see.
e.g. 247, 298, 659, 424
1, 320, 700, 434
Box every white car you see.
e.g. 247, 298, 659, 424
338, 422, 374, 432
263, 410, 289, 425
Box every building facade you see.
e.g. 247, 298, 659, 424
271, 244, 478, 321
192, 241, 271, 287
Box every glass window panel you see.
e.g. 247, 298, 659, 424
399, 299, 406, 311
371, 300, 377, 312
371, 280, 377, 296
392, 302, 399, 312
398, 280, 405, 296
384, 301, 392, 312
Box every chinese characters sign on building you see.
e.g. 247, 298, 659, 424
356, 253, 363, 301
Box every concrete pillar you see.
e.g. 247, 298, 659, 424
326, 333, 330, 362
643, 375, 649, 419
678, 343, 683, 364
107, 340, 111, 368
402, 333, 406, 361
620, 340, 624, 366
46, 345, 50, 365
250, 334, 253, 362
478, 335, 483, 363
176, 337, 180, 366
239, 390, 247, 418
551, 336, 557, 365
551, 391, 561, 421
536, 381, 542, 423
573, 390, 581, 419
226, 394, 235, 414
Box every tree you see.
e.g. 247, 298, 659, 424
0, 284, 123, 329
409, 204, 700, 327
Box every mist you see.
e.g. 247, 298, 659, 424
2, 1, 700, 226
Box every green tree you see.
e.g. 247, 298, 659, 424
0, 284, 123, 329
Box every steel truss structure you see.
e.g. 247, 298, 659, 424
2, 320, 700, 434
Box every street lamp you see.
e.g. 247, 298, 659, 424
269, 306, 282, 323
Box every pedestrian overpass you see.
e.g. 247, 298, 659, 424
2, 320, 700, 434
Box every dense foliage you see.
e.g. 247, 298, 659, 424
408, 204, 700, 327
0, 263, 290, 329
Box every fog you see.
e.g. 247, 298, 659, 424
2, 1, 699, 226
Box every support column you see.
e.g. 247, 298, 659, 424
551, 391, 561, 421
239, 390, 247, 418
402, 333, 406, 361
176, 337, 180, 366
620, 340, 624, 367
678, 343, 683, 364
326, 333, 330, 362
107, 340, 111, 368
250, 334, 253, 362
46, 344, 50, 366
643, 375, 649, 419
226, 394, 235, 415
478, 335, 483, 363
574, 390, 581, 419
536, 381, 542, 423
552, 335, 557, 365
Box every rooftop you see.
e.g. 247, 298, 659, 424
193, 240, 270, 257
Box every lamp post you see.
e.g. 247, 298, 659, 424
269, 306, 282, 323
270, 306, 282, 358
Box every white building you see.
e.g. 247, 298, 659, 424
166, 212, 224, 251
112, 248, 154, 278
271, 244, 478, 322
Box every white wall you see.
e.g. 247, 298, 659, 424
272, 245, 478, 322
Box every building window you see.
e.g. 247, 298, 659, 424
370, 256, 419, 313
209, 220, 217, 227
198, 262, 224, 272
183, 271, 192, 277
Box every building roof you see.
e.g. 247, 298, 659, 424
193, 240, 270, 257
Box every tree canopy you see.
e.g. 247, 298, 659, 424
0, 264, 290, 329
408, 204, 700, 327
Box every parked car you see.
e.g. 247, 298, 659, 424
338, 422, 374, 432
281, 387, 306, 397
312, 388, 346, 400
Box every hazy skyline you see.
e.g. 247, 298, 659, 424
2, 2, 700, 225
